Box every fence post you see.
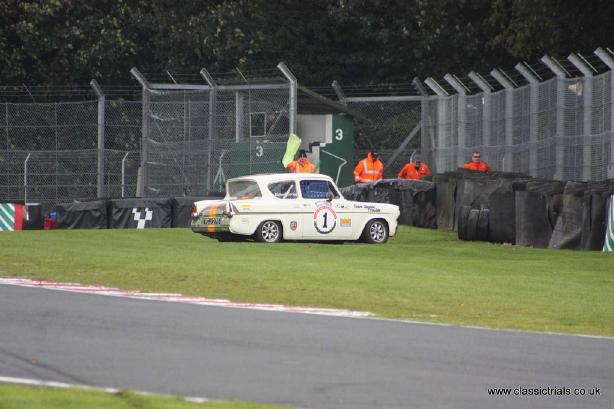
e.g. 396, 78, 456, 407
424, 78, 449, 172
444, 74, 469, 168
469, 72, 493, 169
595, 48, 614, 179
611, 70, 614, 179
4, 103, 8, 200
515, 63, 540, 177
90, 80, 105, 197
568, 54, 594, 181
541, 56, 568, 180
412, 78, 434, 171
130, 68, 150, 197
491, 69, 515, 172
277, 62, 297, 135
23, 153, 31, 204
200, 68, 217, 195
121, 151, 130, 198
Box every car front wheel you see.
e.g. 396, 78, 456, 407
255, 220, 283, 243
362, 219, 388, 244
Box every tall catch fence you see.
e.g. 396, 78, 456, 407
139, 68, 292, 197
0, 96, 141, 207
343, 93, 422, 178
419, 50, 614, 181
1, 50, 613, 208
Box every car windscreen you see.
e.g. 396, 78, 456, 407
227, 180, 262, 199
300, 180, 340, 199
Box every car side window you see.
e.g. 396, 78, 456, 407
300, 180, 328, 199
227, 180, 262, 199
268, 181, 298, 199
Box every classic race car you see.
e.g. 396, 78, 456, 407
191, 173, 400, 243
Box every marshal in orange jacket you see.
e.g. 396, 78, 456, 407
287, 159, 316, 173
398, 162, 430, 180
354, 152, 384, 183
463, 161, 491, 172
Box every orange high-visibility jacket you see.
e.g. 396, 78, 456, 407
287, 159, 316, 173
398, 162, 430, 180
354, 153, 384, 183
463, 161, 491, 172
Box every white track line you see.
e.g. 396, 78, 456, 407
0, 277, 371, 318
0, 375, 316, 408
0, 375, 211, 403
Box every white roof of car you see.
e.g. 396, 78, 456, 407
228, 173, 334, 184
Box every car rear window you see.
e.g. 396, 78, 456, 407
227, 180, 262, 199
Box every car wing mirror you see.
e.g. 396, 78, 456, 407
326, 192, 334, 202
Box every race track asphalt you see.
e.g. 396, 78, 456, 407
0, 284, 613, 409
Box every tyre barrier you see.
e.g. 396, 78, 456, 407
342, 170, 614, 251
7, 173, 614, 251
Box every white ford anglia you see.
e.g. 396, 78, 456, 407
191, 173, 400, 243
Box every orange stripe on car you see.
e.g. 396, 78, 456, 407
207, 203, 221, 233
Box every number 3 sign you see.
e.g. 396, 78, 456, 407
313, 205, 337, 234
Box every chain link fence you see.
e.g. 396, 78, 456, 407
142, 84, 290, 197
424, 71, 613, 180
347, 98, 422, 178
0, 98, 141, 207
1, 60, 613, 208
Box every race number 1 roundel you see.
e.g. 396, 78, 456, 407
313, 205, 337, 234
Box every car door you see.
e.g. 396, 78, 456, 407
299, 179, 353, 240
266, 180, 303, 239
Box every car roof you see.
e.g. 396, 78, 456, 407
228, 173, 334, 184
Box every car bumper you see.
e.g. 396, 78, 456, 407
191, 204, 230, 234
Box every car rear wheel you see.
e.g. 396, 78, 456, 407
362, 219, 388, 244
255, 220, 282, 243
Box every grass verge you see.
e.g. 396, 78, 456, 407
0, 226, 613, 336
0, 384, 288, 409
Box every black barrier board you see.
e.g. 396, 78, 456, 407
56, 200, 108, 229
549, 182, 590, 250
23, 203, 44, 230
515, 191, 552, 248
340, 179, 436, 228
581, 182, 614, 250
110, 198, 172, 229
433, 173, 456, 231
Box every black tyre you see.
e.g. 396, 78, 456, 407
255, 220, 283, 243
362, 219, 388, 244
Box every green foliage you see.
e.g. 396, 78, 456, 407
0, 1, 612, 86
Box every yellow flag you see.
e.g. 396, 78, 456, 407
282, 133, 302, 168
